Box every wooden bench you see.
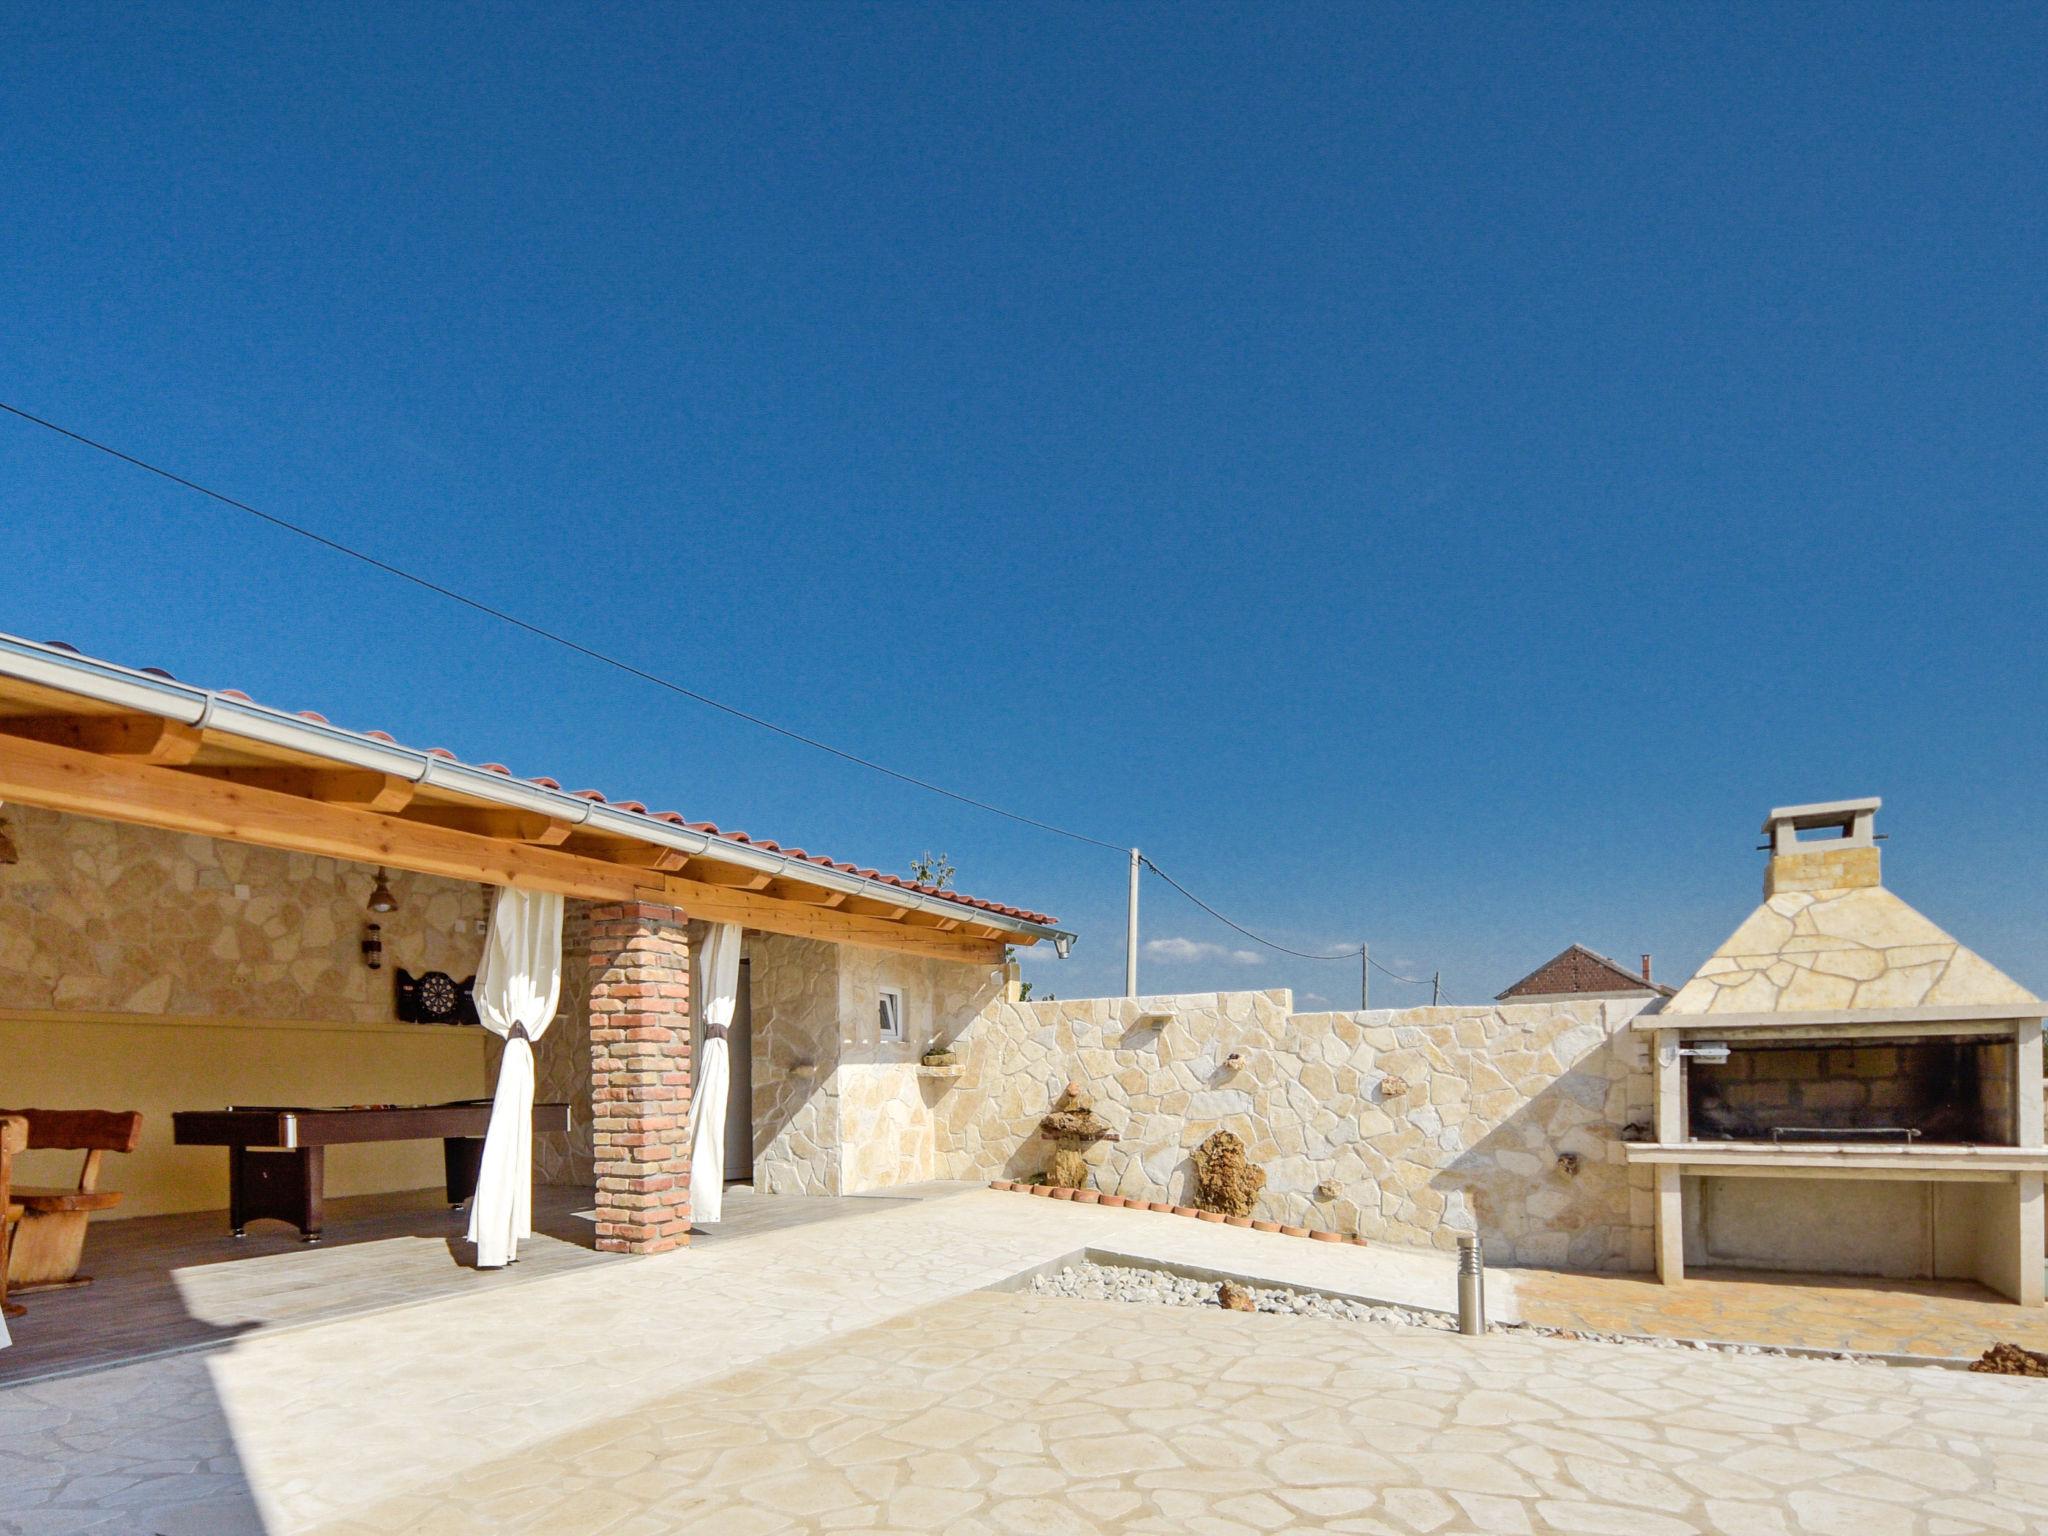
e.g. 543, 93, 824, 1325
0, 1114, 25, 1319
0, 1108, 143, 1294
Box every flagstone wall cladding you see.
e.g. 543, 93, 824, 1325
523, 903, 596, 1187
837, 944, 1004, 1194
746, 933, 845, 1196
1665, 884, 2043, 1016
742, 933, 1005, 1196
0, 805, 487, 1021
587, 901, 693, 1255
934, 989, 1659, 1269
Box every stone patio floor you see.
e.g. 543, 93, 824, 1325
1508, 1266, 2048, 1360
0, 1181, 939, 1384
302, 1288, 2048, 1536
5, 1187, 2048, 1534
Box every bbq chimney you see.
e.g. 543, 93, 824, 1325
1761, 797, 1881, 898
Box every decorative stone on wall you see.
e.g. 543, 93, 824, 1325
936, 989, 1658, 1270
0, 806, 487, 1022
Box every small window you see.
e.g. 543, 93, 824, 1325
877, 987, 905, 1043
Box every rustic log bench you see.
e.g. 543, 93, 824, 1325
1, 1114, 26, 1319
0, 1107, 143, 1294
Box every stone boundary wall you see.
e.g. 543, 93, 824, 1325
935, 989, 1657, 1269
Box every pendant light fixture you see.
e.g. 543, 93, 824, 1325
367, 867, 398, 914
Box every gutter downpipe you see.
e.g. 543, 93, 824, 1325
0, 635, 1074, 947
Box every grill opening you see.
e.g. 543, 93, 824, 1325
1686, 1036, 2014, 1146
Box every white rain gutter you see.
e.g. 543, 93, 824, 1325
0, 632, 1073, 947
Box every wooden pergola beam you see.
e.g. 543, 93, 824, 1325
398, 807, 574, 845
765, 879, 847, 907
559, 834, 690, 871
841, 893, 912, 919
1, 713, 204, 766
179, 767, 417, 813
0, 732, 1005, 964
690, 863, 775, 891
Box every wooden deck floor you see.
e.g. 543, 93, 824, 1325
0, 1181, 944, 1384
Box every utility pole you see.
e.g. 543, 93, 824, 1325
1359, 943, 1370, 1011
1432, 970, 1442, 1006
1125, 847, 1141, 998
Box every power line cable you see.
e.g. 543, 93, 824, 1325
5, 401, 1452, 984
1139, 855, 1434, 984
0, 400, 1129, 853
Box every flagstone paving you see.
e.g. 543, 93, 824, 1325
1508, 1266, 2048, 1359
0, 1189, 1466, 1533
306, 1289, 2048, 1536
6, 1188, 2048, 1534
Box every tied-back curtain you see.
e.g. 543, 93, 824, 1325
687, 923, 743, 1225
467, 887, 564, 1269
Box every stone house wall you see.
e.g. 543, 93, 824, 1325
935, 988, 1658, 1269
835, 944, 1003, 1193
0, 805, 487, 1020
521, 902, 597, 1186
740, 932, 1004, 1196
746, 932, 844, 1195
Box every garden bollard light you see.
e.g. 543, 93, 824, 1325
1457, 1233, 1485, 1336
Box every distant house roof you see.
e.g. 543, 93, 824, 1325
1497, 944, 1675, 1001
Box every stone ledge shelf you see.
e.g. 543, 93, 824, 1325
1625, 1141, 2048, 1180
916, 1064, 965, 1080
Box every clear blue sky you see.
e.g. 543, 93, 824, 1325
6, 4, 2046, 1004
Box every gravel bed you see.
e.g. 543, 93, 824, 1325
1029, 1259, 1457, 1329
1028, 1260, 1905, 1366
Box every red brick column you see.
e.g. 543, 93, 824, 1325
587, 901, 693, 1254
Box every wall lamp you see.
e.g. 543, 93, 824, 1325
361, 922, 385, 971
366, 867, 398, 913
1674, 1042, 1731, 1065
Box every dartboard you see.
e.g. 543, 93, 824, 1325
419, 971, 459, 1018
396, 968, 478, 1025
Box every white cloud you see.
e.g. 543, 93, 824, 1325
1144, 937, 1261, 966
1015, 943, 1064, 963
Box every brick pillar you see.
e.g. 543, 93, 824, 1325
588, 901, 693, 1254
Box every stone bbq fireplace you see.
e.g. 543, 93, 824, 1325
1627, 799, 2047, 1305
1688, 1036, 2018, 1148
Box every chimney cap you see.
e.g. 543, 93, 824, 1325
1760, 796, 1881, 836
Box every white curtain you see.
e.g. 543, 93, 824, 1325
687, 923, 743, 1225
467, 886, 565, 1269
